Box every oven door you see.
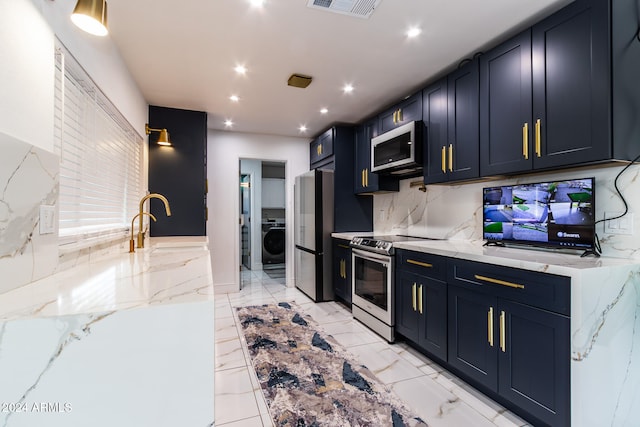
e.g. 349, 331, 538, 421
351, 248, 393, 326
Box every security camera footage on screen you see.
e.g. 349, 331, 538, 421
483, 178, 595, 249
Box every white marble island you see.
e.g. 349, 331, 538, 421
0, 237, 214, 427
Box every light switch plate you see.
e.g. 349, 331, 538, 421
39, 205, 56, 235
604, 211, 633, 235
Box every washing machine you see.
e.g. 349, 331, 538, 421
262, 222, 285, 266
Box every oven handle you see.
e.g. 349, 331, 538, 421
352, 248, 392, 264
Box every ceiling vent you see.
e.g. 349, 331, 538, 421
307, 0, 382, 19
288, 74, 313, 89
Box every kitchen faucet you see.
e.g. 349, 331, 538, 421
137, 193, 172, 248
129, 212, 156, 253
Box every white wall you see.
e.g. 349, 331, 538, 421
0, 0, 147, 153
207, 130, 309, 293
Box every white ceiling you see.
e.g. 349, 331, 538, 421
106, 0, 572, 139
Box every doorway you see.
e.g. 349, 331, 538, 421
239, 159, 287, 278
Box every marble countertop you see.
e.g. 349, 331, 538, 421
0, 237, 214, 427
331, 232, 639, 275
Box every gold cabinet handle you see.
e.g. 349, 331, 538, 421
337, 244, 350, 249
488, 307, 494, 347
393, 110, 397, 124
474, 274, 525, 289
412, 283, 417, 311
407, 259, 433, 268
361, 169, 365, 187
522, 123, 529, 160
339, 260, 343, 278
418, 285, 423, 314
398, 109, 403, 122
535, 118, 541, 157
448, 144, 453, 172
500, 310, 506, 352
319, 143, 322, 155
365, 168, 369, 187
441, 146, 446, 173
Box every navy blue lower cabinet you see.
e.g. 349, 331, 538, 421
498, 299, 570, 427
448, 285, 499, 390
448, 283, 570, 427
332, 239, 352, 305
396, 270, 447, 361
394, 270, 422, 343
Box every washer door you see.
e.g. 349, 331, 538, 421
263, 227, 285, 255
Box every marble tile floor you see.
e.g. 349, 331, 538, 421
214, 268, 531, 427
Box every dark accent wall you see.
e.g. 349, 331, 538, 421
148, 105, 207, 236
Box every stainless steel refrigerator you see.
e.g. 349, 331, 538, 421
294, 169, 334, 302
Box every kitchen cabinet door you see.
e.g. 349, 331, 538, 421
395, 269, 447, 361
332, 239, 352, 305
531, 0, 610, 169
394, 269, 421, 343
396, 250, 448, 361
379, 92, 423, 134
480, 30, 533, 177
448, 285, 498, 391
498, 299, 570, 427
423, 60, 479, 184
262, 178, 285, 208
422, 78, 449, 184
354, 119, 398, 194
417, 276, 447, 361
446, 60, 479, 181
310, 128, 334, 168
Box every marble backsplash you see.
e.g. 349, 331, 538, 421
374, 163, 640, 259
0, 132, 59, 293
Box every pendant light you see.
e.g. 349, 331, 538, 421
71, 0, 108, 37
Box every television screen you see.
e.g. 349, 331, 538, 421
483, 177, 595, 251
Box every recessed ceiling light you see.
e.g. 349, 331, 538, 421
229, 95, 240, 102
299, 125, 308, 133
320, 108, 328, 114
224, 119, 234, 127
343, 84, 354, 94
249, 0, 264, 7
407, 27, 422, 38
234, 65, 247, 75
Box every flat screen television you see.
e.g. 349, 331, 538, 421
482, 177, 596, 253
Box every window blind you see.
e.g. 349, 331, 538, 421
54, 41, 143, 244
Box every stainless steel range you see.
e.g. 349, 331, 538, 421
350, 235, 434, 342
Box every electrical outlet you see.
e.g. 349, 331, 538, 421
604, 211, 633, 235
39, 205, 56, 235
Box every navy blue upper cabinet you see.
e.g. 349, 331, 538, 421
354, 118, 399, 194
481, 0, 637, 176
423, 60, 479, 184
309, 128, 334, 168
378, 91, 423, 134
479, 30, 533, 176
312, 126, 372, 232
530, 0, 610, 170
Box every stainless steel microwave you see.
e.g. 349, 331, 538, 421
371, 120, 424, 176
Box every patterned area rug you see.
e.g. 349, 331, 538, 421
236, 302, 428, 426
